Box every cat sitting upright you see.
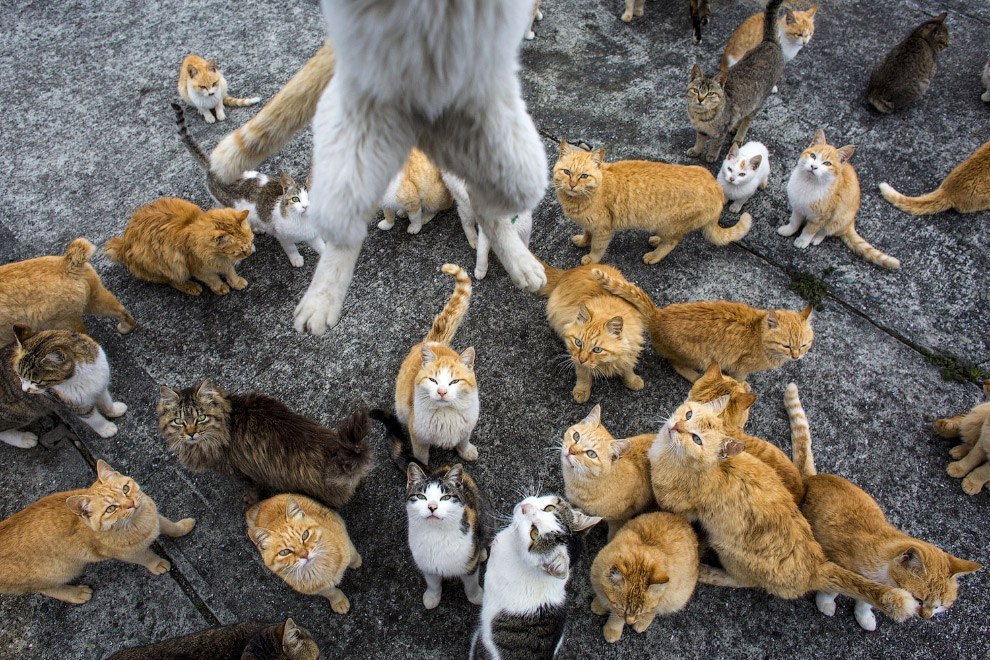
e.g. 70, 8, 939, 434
866, 13, 949, 114
177, 54, 260, 123
717, 141, 770, 213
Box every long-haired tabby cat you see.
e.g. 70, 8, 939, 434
0, 238, 135, 346
177, 54, 260, 124
105, 198, 254, 295
539, 261, 646, 404
685, 0, 785, 163
0, 460, 195, 604
109, 619, 320, 660
590, 512, 699, 643
12, 325, 127, 439
393, 264, 479, 465
553, 141, 749, 265
593, 268, 814, 383
560, 404, 656, 538
866, 13, 949, 114
722, 3, 819, 93
880, 139, 990, 216
786, 383, 981, 630
247, 494, 362, 615
778, 130, 900, 269
158, 379, 373, 508
934, 379, 990, 495
470, 495, 600, 660
377, 148, 454, 235
649, 396, 918, 623
172, 103, 323, 268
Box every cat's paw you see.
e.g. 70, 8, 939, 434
377, 219, 394, 231
982, 91, 990, 103
623, 374, 645, 391
117, 319, 135, 334
591, 597, 609, 616
407, 223, 423, 235
686, 146, 704, 158
812, 233, 827, 246
947, 461, 971, 479
329, 594, 351, 615
457, 443, 479, 462
855, 606, 878, 632
423, 590, 442, 610
728, 201, 743, 213
95, 422, 118, 438
174, 518, 196, 536
107, 402, 127, 418
63, 584, 94, 605
621, 11, 633, 22
466, 586, 483, 605
176, 281, 203, 296
474, 266, 488, 280
704, 151, 719, 164
962, 475, 987, 495
948, 444, 971, 459
524, 30, 535, 40
648, 235, 661, 247
228, 276, 248, 290
349, 552, 363, 570
1, 430, 38, 448
147, 558, 171, 575
934, 418, 960, 438
536, 10, 543, 20
603, 622, 623, 643
289, 254, 305, 268
776, 223, 799, 237
793, 235, 814, 249
500, 250, 546, 292
203, 113, 216, 124
210, 282, 231, 295
571, 233, 590, 247
642, 251, 664, 265
880, 588, 918, 623
572, 386, 591, 404
815, 592, 837, 617
633, 8, 643, 17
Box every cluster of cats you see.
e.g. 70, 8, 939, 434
1, 0, 988, 658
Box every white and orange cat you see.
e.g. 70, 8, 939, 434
377, 149, 454, 235
717, 141, 770, 213
177, 54, 260, 124
722, 4, 819, 92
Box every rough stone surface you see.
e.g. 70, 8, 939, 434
1, 0, 987, 658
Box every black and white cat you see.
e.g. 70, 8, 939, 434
470, 495, 600, 659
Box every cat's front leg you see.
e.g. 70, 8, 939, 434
422, 572, 443, 609
461, 569, 483, 605
120, 547, 171, 575
948, 444, 987, 478
571, 230, 591, 247
815, 591, 838, 616
621, 369, 644, 391
572, 365, 593, 404
687, 132, 708, 158
158, 515, 196, 538
318, 585, 351, 614
777, 212, 804, 237
40, 584, 93, 605
200, 108, 215, 124
215, 103, 226, 122
732, 116, 754, 146
278, 238, 306, 267
307, 236, 327, 255
853, 600, 877, 631
621, 0, 636, 21
793, 226, 819, 250
406, 207, 425, 234
728, 192, 754, 213
455, 436, 479, 462
474, 227, 491, 280
603, 612, 625, 643
223, 265, 248, 290
949, 441, 976, 460
79, 408, 118, 438
934, 415, 965, 438
704, 133, 726, 163
410, 430, 431, 466
377, 209, 396, 231
591, 593, 610, 616
961, 462, 990, 495
96, 390, 127, 419
581, 229, 613, 265
631, 610, 658, 634
0, 429, 38, 448
982, 90, 990, 103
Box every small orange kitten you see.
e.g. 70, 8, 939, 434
377, 148, 454, 234
935, 379, 990, 495
177, 54, 260, 124
246, 494, 362, 615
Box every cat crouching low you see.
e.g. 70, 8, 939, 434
109, 619, 319, 660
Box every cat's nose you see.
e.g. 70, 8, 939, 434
672, 422, 686, 433
790, 349, 799, 359
437, 387, 448, 397
428, 503, 438, 512
568, 444, 580, 456
299, 550, 309, 559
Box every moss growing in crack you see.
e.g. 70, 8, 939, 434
924, 353, 988, 384
789, 267, 835, 311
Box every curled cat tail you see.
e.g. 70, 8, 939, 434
171, 103, 210, 171
104, 236, 128, 264
62, 238, 96, 275
784, 383, 816, 479
425, 264, 472, 345
702, 212, 752, 246
840, 227, 901, 270
210, 42, 335, 183
370, 408, 421, 472
817, 562, 919, 623
591, 268, 658, 321
763, 0, 785, 44
222, 95, 261, 107
535, 257, 565, 297
878, 182, 952, 216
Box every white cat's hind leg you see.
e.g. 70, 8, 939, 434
854, 599, 878, 631
815, 591, 838, 617
80, 409, 118, 438
0, 429, 38, 448
96, 390, 127, 418
462, 569, 483, 605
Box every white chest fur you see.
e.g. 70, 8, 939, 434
50, 349, 111, 408
787, 166, 831, 219
412, 395, 479, 449
408, 512, 474, 577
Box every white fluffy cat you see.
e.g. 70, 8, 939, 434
717, 141, 770, 213
443, 172, 535, 280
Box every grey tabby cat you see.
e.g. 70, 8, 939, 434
0, 333, 56, 448
109, 618, 319, 659
866, 12, 949, 114
685, 0, 785, 163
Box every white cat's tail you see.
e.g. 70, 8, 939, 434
210, 42, 335, 183
425, 264, 472, 345
840, 226, 901, 270
223, 95, 261, 107
785, 383, 816, 479
878, 182, 952, 216
702, 212, 752, 246
63, 238, 96, 276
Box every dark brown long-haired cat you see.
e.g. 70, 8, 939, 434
158, 379, 373, 507
866, 12, 949, 114
109, 619, 319, 659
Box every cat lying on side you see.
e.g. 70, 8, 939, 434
109, 619, 319, 660
177, 54, 260, 123
934, 379, 990, 495
880, 140, 990, 216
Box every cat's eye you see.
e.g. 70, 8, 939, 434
105, 505, 118, 514
685, 410, 693, 420
428, 378, 437, 384
822, 161, 832, 167
122, 485, 130, 494
543, 505, 556, 512
579, 174, 589, 179
801, 343, 809, 348
301, 530, 310, 541
809, 153, 816, 159
416, 494, 427, 500
738, 173, 746, 177
562, 169, 571, 175
450, 379, 461, 385
440, 494, 452, 501
692, 435, 703, 446
279, 549, 292, 557
197, 414, 207, 422
585, 450, 597, 459
573, 338, 583, 347
592, 347, 603, 354
530, 526, 539, 540
291, 196, 300, 203
572, 431, 580, 441
172, 419, 183, 426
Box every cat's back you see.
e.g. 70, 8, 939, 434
802, 474, 892, 541
723, 12, 764, 67
944, 140, 990, 198
736, 430, 805, 505
627, 511, 697, 555
547, 264, 637, 325
0, 489, 88, 552
126, 198, 201, 235
605, 159, 720, 197
654, 301, 762, 336
109, 621, 271, 660
228, 392, 330, 456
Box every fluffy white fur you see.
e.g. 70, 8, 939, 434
407, 479, 482, 609
235, 174, 325, 267
717, 141, 770, 213
409, 346, 480, 464
297, 0, 549, 335
182, 73, 230, 123
443, 172, 534, 280
778, 150, 836, 248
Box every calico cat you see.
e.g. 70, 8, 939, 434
393, 264, 479, 465
779, 130, 901, 269
593, 268, 814, 383
934, 379, 990, 495
786, 383, 982, 630
443, 172, 533, 281
590, 512, 699, 643
717, 141, 770, 213
247, 494, 362, 615
177, 54, 260, 123
172, 103, 324, 267
649, 396, 918, 623
470, 495, 600, 660
12, 325, 127, 439
880, 139, 990, 216
560, 404, 656, 539
105, 198, 254, 295
685, 0, 785, 163
109, 619, 320, 660
158, 379, 373, 508
377, 148, 454, 235
553, 141, 749, 266
0, 460, 195, 604
722, 3, 819, 92
0, 238, 135, 346
539, 261, 646, 404
866, 13, 949, 114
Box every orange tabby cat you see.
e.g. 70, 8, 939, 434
560, 404, 656, 539
540, 261, 646, 403
377, 148, 454, 234
880, 139, 990, 216
722, 4, 819, 79
593, 268, 813, 382
649, 396, 918, 623
0, 460, 195, 604
246, 493, 362, 615
553, 141, 750, 265
934, 379, 990, 495
105, 198, 254, 296
590, 512, 699, 643
177, 54, 260, 124
0, 238, 135, 345
786, 383, 981, 630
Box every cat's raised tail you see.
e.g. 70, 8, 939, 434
839, 227, 901, 270
763, 0, 785, 44
535, 258, 565, 297
878, 182, 952, 216
590, 268, 658, 321
210, 42, 335, 184
171, 103, 210, 171
425, 264, 472, 345
63, 238, 96, 276
784, 383, 816, 478
702, 212, 753, 246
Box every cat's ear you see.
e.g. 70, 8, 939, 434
459, 346, 476, 370
580, 404, 601, 427
766, 311, 779, 329
65, 495, 93, 520
207, 59, 218, 72
800, 305, 814, 321
948, 555, 982, 576
96, 459, 122, 483
606, 316, 624, 336
249, 527, 272, 550
727, 142, 740, 160
44, 350, 66, 365
807, 4, 819, 17
159, 385, 180, 405
714, 68, 729, 87
238, 210, 250, 223
187, 64, 198, 78
420, 344, 437, 365
836, 145, 855, 164
690, 63, 703, 81
214, 233, 231, 246
704, 360, 723, 380
279, 172, 293, 192
932, 11, 947, 23
608, 566, 624, 587
784, 10, 796, 25
896, 546, 925, 573
443, 464, 464, 487
648, 566, 671, 594
407, 463, 427, 489
559, 140, 574, 156
704, 395, 730, 415
12, 324, 33, 344
576, 304, 591, 324
748, 154, 763, 171
541, 546, 571, 579
592, 148, 605, 165
194, 378, 221, 402
282, 618, 308, 652
285, 497, 306, 521
611, 438, 631, 461
570, 508, 602, 532
811, 130, 826, 146
735, 391, 758, 411
718, 439, 745, 459
647, 581, 670, 598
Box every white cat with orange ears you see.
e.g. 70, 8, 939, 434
717, 142, 770, 213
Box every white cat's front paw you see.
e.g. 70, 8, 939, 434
0, 430, 38, 448
203, 113, 216, 124
423, 590, 442, 610
854, 602, 877, 632
815, 592, 837, 617
728, 201, 743, 213
294, 288, 344, 336
457, 443, 479, 462
777, 223, 799, 237
95, 421, 119, 438
794, 234, 814, 249
501, 251, 547, 292
290, 254, 305, 268
982, 90, 990, 102
407, 224, 422, 235
377, 219, 394, 231
525, 30, 535, 40
474, 265, 488, 280
466, 586, 483, 605
108, 402, 127, 418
